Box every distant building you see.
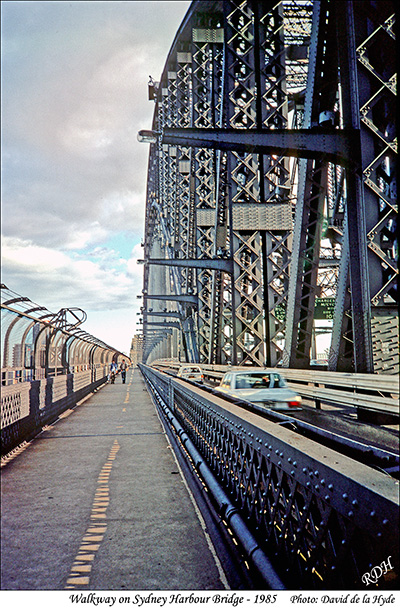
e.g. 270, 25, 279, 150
130, 334, 144, 367
12, 344, 23, 367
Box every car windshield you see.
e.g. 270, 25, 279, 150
235, 373, 286, 389
182, 367, 201, 373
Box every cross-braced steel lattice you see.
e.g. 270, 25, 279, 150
140, 0, 397, 374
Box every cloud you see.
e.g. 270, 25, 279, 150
1, 1, 191, 352
1, 2, 190, 250
2, 236, 143, 312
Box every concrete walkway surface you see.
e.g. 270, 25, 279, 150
1, 368, 227, 591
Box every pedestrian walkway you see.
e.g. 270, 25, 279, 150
1, 368, 227, 591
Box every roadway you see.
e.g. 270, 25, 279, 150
280, 399, 399, 480
289, 400, 399, 454
162, 366, 399, 460
166, 367, 399, 474
1, 368, 228, 591
185, 367, 399, 458
206, 386, 400, 470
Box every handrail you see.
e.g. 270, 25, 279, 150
284, 382, 398, 414
279, 368, 399, 394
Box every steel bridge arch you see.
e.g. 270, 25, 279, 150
140, 0, 397, 374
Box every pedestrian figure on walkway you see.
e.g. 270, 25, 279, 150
109, 361, 117, 384
120, 359, 128, 384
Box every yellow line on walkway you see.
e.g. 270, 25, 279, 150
64, 440, 120, 589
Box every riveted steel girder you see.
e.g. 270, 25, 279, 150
140, 0, 397, 373
146, 311, 182, 318
144, 294, 197, 306
144, 257, 234, 273
162, 127, 357, 166
145, 321, 181, 329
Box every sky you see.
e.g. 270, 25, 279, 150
1, 0, 191, 356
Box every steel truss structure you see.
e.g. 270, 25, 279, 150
140, 0, 397, 373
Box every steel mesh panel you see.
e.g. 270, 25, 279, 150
167, 379, 398, 590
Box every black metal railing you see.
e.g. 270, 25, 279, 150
139, 363, 399, 591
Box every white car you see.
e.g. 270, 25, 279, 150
215, 370, 301, 411
177, 365, 204, 383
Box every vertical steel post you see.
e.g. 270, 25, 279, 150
335, 1, 373, 372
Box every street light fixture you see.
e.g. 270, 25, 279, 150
137, 130, 160, 144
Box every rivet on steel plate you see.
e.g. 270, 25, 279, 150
342, 493, 348, 500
